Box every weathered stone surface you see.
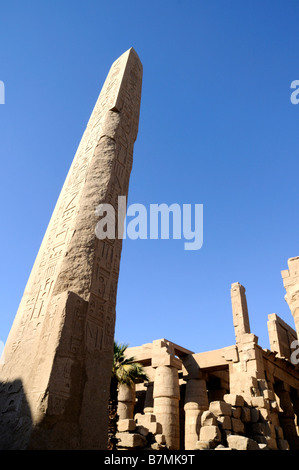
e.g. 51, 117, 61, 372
195, 440, 213, 450
199, 425, 221, 444
116, 432, 146, 448
209, 401, 232, 417
135, 413, 156, 425
232, 407, 241, 419
153, 342, 181, 450
231, 417, 244, 434
136, 425, 149, 437
251, 407, 260, 423
223, 394, 244, 407
240, 406, 251, 422
118, 419, 136, 432
251, 396, 269, 409
227, 435, 260, 450
0, 48, 143, 450
217, 415, 231, 430
201, 410, 217, 427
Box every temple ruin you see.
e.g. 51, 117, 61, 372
116, 261, 299, 451
0, 46, 298, 451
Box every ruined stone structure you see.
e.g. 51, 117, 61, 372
0, 48, 142, 449
0, 45, 298, 452
119, 262, 299, 450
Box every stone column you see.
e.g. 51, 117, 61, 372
0, 48, 142, 450
152, 340, 182, 450
184, 378, 209, 450
281, 257, 299, 340
117, 384, 136, 420
144, 382, 154, 414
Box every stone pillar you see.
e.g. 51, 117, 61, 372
0, 48, 142, 449
184, 378, 209, 450
117, 384, 136, 420
231, 282, 251, 343
144, 382, 154, 414
152, 340, 182, 450
281, 257, 299, 340
229, 282, 267, 399
230, 333, 266, 398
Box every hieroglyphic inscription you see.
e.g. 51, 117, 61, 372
6, 49, 141, 360
0, 48, 142, 450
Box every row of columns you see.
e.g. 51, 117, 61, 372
117, 339, 209, 450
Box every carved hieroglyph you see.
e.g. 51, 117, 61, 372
0, 48, 142, 449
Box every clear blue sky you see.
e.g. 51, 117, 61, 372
0, 0, 298, 354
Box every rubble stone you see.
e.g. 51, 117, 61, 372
227, 435, 260, 450
209, 401, 232, 417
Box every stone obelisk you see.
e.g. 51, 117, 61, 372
0, 48, 142, 449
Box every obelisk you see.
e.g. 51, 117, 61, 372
0, 48, 142, 449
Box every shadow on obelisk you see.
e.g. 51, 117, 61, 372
0, 379, 32, 449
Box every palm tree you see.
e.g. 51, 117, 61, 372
108, 341, 149, 450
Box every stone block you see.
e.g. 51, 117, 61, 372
209, 401, 232, 417
270, 400, 278, 412
232, 407, 241, 419
195, 440, 213, 450
116, 432, 146, 448
251, 407, 260, 423
227, 435, 260, 450
231, 418, 244, 434
136, 425, 149, 437
223, 394, 244, 407
240, 406, 251, 423
136, 413, 156, 425
217, 415, 231, 430
148, 422, 162, 435
251, 422, 272, 437
259, 407, 270, 421
201, 410, 217, 427
263, 389, 275, 400
199, 425, 221, 444
254, 435, 278, 450
251, 396, 270, 409
118, 419, 136, 432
